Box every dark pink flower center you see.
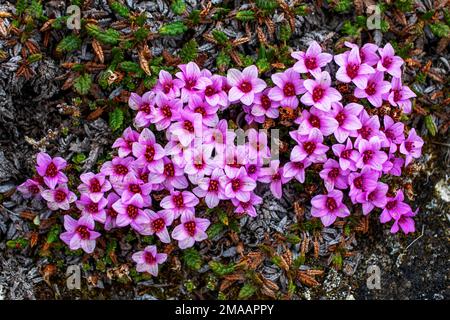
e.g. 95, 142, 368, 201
184, 221, 196, 236
140, 103, 150, 114
161, 105, 172, 118
386, 200, 396, 210
247, 165, 257, 175
328, 168, 340, 179
231, 178, 242, 191
312, 87, 324, 102
353, 176, 363, 189
272, 172, 281, 181
341, 149, 352, 159
405, 141, 414, 152
382, 57, 392, 68
335, 112, 346, 126
261, 95, 271, 110
326, 198, 337, 211
208, 179, 219, 192
129, 184, 141, 194
346, 64, 359, 79
305, 56, 317, 70
239, 81, 253, 93
173, 194, 184, 208
365, 82, 377, 96
144, 252, 156, 264
303, 141, 316, 155
194, 106, 206, 116
393, 90, 402, 102
76, 225, 90, 240
127, 205, 138, 219
45, 162, 58, 178
360, 51, 366, 62
54, 190, 67, 203
184, 120, 194, 133
114, 164, 129, 175
29, 185, 40, 194
309, 115, 321, 128
152, 218, 165, 232
295, 162, 304, 169
145, 146, 155, 162
185, 78, 196, 90
363, 150, 374, 163
358, 126, 372, 139
140, 172, 149, 183
86, 202, 98, 213
385, 129, 395, 140
164, 163, 175, 177
283, 83, 296, 97
90, 178, 101, 193
205, 86, 216, 97
107, 208, 118, 218
163, 82, 173, 94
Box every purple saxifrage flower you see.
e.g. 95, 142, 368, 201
231, 193, 263, 218
76, 193, 107, 223
290, 128, 329, 163
332, 138, 360, 171
41, 184, 76, 211
195, 74, 228, 107
319, 159, 349, 192
175, 62, 203, 102
78, 172, 111, 203
354, 71, 391, 108
132, 245, 167, 276
291, 41, 332, 76
382, 115, 405, 153
154, 70, 183, 98
193, 168, 226, 208
259, 160, 290, 199
227, 65, 266, 105
120, 172, 152, 207
268, 68, 305, 108
139, 209, 174, 243
356, 181, 389, 215
251, 89, 280, 120
220, 166, 257, 202
132, 128, 165, 174
335, 46, 375, 89
348, 167, 379, 203
301, 71, 342, 112
160, 190, 199, 219
330, 102, 362, 143
356, 136, 388, 171
311, 190, 350, 227
17, 178, 43, 199
283, 158, 312, 183
377, 43, 404, 78
386, 77, 416, 114
400, 128, 424, 167
129, 91, 155, 128
150, 93, 182, 131
36, 152, 68, 189
112, 197, 147, 232
297, 107, 339, 137
171, 211, 210, 249
60, 215, 100, 254
112, 127, 140, 158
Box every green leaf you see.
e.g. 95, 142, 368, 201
180, 39, 198, 63
46, 225, 61, 244
135, 27, 150, 42
171, 0, 186, 15
72, 153, 86, 164
216, 50, 231, 72
236, 10, 255, 22
28, 0, 46, 20
255, 0, 278, 11
278, 23, 292, 41
183, 248, 203, 270
209, 261, 236, 276
425, 115, 437, 136
238, 283, 257, 299
429, 22, 450, 38
27, 53, 42, 64
56, 35, 81, 53
332, 0, 353, 13
86, 24, 121, 45
73, 74, 92, 95
110, 1, 130, 18
109, 108, 124, 131
159, 21, 187, 36
207, 223, 224, 239
285, 234, 301, 244
212, 30, 229, 45
16, 0, 28, 15
218, 210, 229, 226
119, 61, 141, 73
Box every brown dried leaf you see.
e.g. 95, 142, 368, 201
298, 271, 320, 287
139, 50, 151, 76
86, 107, 105, 121
20, 210, 37, 220
92, 39, 104, 64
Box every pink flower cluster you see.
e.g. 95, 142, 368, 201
18, 41, 424, 277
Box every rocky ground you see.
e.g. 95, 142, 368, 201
0, 0, 449, 300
